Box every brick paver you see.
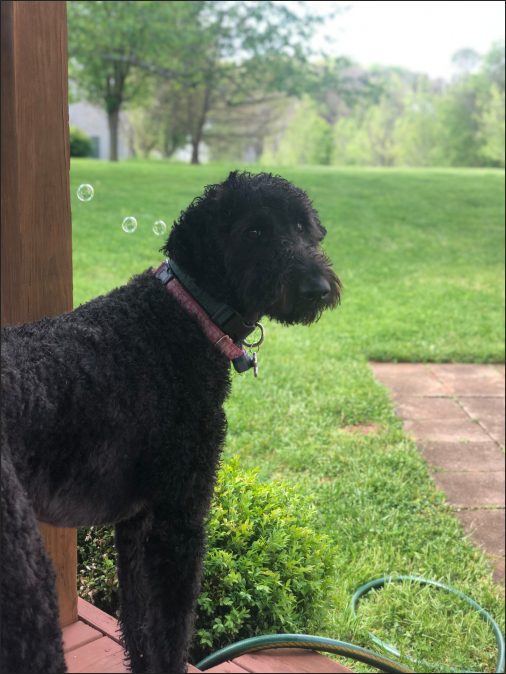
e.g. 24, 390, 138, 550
395, 397, 468, 420
403, 419, 491, 443
368, 363, 448, 397
460, 397, 505, 419
454, 510, 505, 557
370, 362, 505, 585
420, 442, 505, 472
478, 418, 506, 449
429, 364, 505, 397
432, 472, 505, 508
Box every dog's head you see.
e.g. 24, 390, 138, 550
161, 171, 341, 326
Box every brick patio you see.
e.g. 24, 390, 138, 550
370, 363, 505, 585
63, 599, 353, 673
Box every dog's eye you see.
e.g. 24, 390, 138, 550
245, 229, 261, 240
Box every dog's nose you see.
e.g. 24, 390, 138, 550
299, 277, 331, 302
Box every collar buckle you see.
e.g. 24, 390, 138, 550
154, 261, 173, 285
212, 306, 255, 343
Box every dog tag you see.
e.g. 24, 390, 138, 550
253, 352, 258, 377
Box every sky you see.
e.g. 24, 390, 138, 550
306, 0, 505, 81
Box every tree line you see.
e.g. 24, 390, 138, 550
263, 43, 505, 168
67, 2, 504, 168
67, 0, 338, 162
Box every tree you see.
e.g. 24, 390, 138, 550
332, 115, 372, 166
451, 48, 482, 77
203, 96, 290, 162
351, 72, 407, 167
430, 43, 505, 167
473, 40, 505, 166
393, 78, 438, 167
69, 1, 341, 163
208, 57, 380, 165
67, 1, 191, 160
479, 40, 505, 91
149, 1, 340, 163
128, 80, 191, 158
272, 41, 505, 169
295, 57, 378, 126
477, 84, 505, 166
262, 96, 333, 166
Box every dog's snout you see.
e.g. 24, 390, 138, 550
299, 276, 331, 302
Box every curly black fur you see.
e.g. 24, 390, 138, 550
1, 171, 341, 673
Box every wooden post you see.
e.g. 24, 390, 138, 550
1, 0, 78, 627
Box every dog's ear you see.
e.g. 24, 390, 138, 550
163, 218, 209, 275
161, 223, 188, 265
160, 183, 223, 274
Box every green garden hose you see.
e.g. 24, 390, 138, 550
196, 632, 415, 673
351, 576, 505, 673
195, 576, 505, 674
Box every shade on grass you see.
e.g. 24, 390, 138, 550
70, 160, 504, 672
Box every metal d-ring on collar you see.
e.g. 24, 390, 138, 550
242, 322, 265, 351
241, 322, 265, 378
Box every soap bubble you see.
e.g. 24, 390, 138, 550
122, 217, 137, 233
77, 184, 94, 201
153, 220, 167, 236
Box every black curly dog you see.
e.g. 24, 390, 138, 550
1, 171, 341, 673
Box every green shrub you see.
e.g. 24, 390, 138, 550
192, 458, 337, 661
69, 126, 93, 158
77, 525, 118, 615
77, 458, 338, 662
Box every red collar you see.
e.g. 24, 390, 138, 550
154, 261, 246, 360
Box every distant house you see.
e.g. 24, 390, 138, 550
68, 101, 133, 160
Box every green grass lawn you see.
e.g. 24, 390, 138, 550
71, 159, 505, 673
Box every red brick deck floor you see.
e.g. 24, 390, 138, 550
370, 363, 505, 585
64, 598, 353, 673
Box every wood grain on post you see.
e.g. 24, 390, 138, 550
1, 0, 77, 627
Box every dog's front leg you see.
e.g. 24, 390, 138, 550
142, 507, 208, 674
